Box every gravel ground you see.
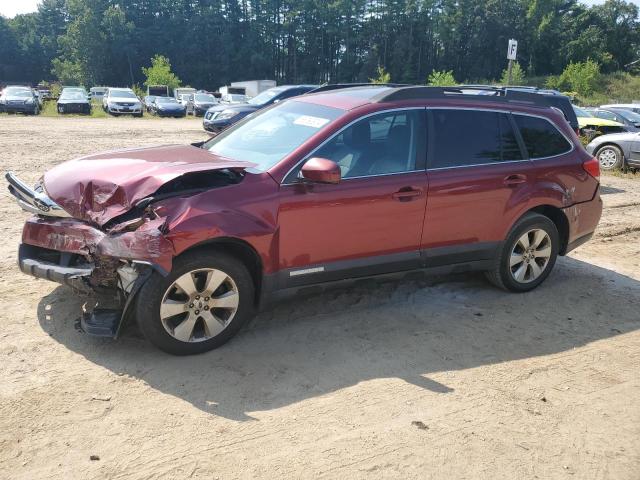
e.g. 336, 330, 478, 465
1, 116, 639, 480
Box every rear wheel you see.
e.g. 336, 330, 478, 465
136, 251, 255, 355
486, 213, 559, 292
595, 145, 623, 170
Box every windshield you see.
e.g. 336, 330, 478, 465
110, 90, 137, 99
9, 90, 33, 98
573, 106, 592, 117
60, 91, 86, 100
612, 109, 640, 122
156, 97, 178, 104
247, 88, 284, 105
203, 100, 343, 171
195, 94, 215, 102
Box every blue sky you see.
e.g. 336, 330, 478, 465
1, 0, 640, 18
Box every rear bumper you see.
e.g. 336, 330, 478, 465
562, 190, 603, 254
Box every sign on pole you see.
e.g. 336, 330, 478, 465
507, 39, 518, 60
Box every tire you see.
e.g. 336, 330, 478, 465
136, 251, 255, 355
595, 144, 623, 170
134, 112, 143, 118
485, 213, 559, 292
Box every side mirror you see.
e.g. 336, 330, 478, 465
300, 157, 341, 184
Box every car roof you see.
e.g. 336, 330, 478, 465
297, 85, 569, 114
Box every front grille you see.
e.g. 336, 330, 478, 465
117, 102, 134, 107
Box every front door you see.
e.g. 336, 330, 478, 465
277, 109, 428, 287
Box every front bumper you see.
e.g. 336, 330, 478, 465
203, 118, 232, 132
3, 102, 36, 113
156, 109, 185, 117
107, 104, 142, 114
18, 243, 94, 291
58, 103, 91, 114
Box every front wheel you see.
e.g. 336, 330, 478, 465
595, 145, 623, 170
486, 213, 559, 292
136, 251, 255, 355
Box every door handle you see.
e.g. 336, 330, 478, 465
392, 187, 423, 201
504, 174, 527, 186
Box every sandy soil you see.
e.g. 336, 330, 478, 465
0, 116, 639, 480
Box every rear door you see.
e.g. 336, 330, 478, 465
421, 108, 531, 266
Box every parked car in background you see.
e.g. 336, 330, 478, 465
89, 87, 108, 101
203, 84, 318, 133
586, 130, 640, 170
192, 93, 218, 116
587, 107, 640, 132
57, 89, 92, 114
149, 96, 187, 117
62, 86, 90, 101
600, 103, 640, 114
573, 105, 628, 136
143, 95, 157, 112
178, 93, 194, 114
102, 88, 144, 117
7, 86, 602, 354
0, 86, 40, 114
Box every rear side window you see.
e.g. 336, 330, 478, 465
430, 109, 522, 169
513, 115, 572, 159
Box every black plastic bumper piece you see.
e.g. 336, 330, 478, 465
18, 243, 93, 291
80, 309, 122, 337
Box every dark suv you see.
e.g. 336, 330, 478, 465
203, 84, 318, 133
7, 86, 602, 355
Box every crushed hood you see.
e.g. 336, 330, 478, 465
44, 145, 253, 226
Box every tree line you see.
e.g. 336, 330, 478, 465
0, 0, 639, 90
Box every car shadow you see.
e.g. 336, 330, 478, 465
600, 185, 626, 195
37, 256, 640, 421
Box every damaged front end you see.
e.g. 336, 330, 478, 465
6, 159, 247, 338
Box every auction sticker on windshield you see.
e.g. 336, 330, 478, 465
293, 115, 331, 128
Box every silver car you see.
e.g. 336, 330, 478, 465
586, 131, 640, 170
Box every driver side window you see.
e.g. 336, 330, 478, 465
311, 110, 423, 179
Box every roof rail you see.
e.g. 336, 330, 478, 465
372, 86, 553, 107
307, 83, 408, 94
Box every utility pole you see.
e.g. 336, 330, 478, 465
507, 39, 518, 85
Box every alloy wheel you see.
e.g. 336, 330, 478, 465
160, 268, 239, 343
597, 147, 618, 169
509, 228, 552, 283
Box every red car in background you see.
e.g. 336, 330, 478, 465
7, 86, 602, 355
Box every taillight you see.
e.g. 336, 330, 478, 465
583, 157, 600, 181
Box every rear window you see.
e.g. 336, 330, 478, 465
513, 115, 572, 159
430, 109, 522, 169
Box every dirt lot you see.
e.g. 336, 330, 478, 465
1, 116, 639, 480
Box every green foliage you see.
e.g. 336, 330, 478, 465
557, 60, 602, 97
369, 66, 391, 84
500, 62, 526, 85
51, 58, 85, 85
427, 70, 456, 86
2, 0, 640, 90
131, 83, 146, 99
142, 55, 181, 92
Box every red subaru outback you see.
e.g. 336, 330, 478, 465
7, 86, 602, 355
